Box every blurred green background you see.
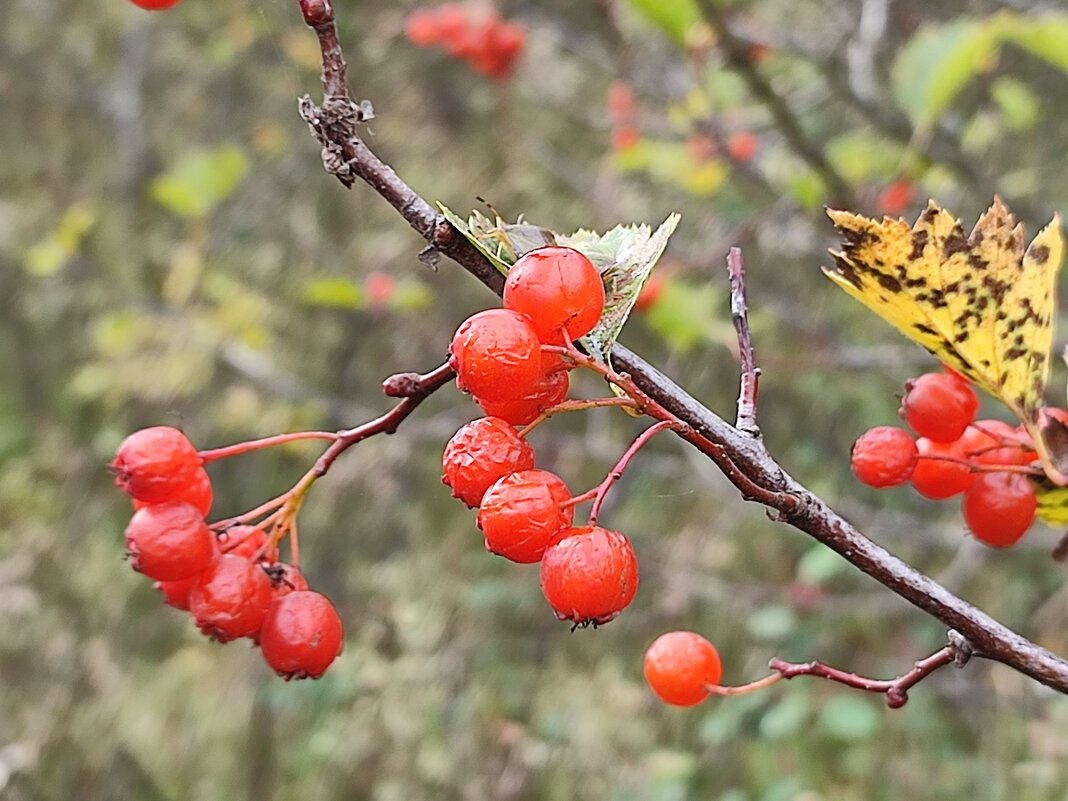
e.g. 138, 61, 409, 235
3, 0, 1068, 798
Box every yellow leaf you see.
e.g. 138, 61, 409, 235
824, 197, 1065, 480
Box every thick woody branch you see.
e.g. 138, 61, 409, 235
292, 3, 1068, 695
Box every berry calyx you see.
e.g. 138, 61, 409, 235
113, 426, 202, 504
850, 426, 918, 488
540, 526, 639, 626
900, 372, 979, 442
643, 631, 723, 707
259, 591, 344, 680
189, 554, 274, 642
477, 470, 574, 563
124, 502, 216, 581
911, 437, 975, 500
503, 247, 606, 342
449, 309, 544, 402
961, 472, 1037, 548
475, 369, 569, 426
441, 417, 536, 507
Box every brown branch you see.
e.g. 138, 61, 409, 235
727, 247, 760, 434
693, 0, 855, 206
292, 3, 1068, 695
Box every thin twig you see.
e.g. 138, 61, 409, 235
727, 247, 760, 434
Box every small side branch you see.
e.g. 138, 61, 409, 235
727, 248, 760, 435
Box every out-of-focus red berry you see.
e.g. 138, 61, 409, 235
878, 180, 915, 217
130, 0, 183, 9
612, 127, 640, 152
607, 81, 635, 122
365, 272, 395, 306
727, 131, 759, 162
635, 276, 665, 313
405, 8, 442, 47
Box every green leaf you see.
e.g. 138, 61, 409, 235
826, 131, 906, 184
150, 145, 249, 219
559, 213, 681, 362
645, 279, 730, 352
24, 203, 96, 276
436, 203, 518, 275
891, 18, 1005, 128
990, 76, 1040, 131
302, 278, 365, 310
622, 0, 701, 45
797, 546, 847, 585
818, 695, 881, 740
1006, 15, 1068, 73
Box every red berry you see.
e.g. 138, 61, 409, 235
113, 426, 202, 504
125, 502, 216, 581
607, 81, 635, 122
477, 470, 574, 563
266, 563, 310, 599
878, 180, 915, 217
961, 472, 1037, 548
441, 417, 536, 507
475, 369, 569, 426
850, 426, 918, 488
960, 421, 1034, 467
503, 247, 606, 343
900, 372, 979, 442
635, 276, 665, 313
404, 8, 441, 47
220, 525, 280, 563
436, 3, 472, 55
260, 591, 344, 680
643, 631, 723, 706
154, 574, 200, 611
911, 437, 974, 500
540, 526, 639, 626
189, 554, 274, 642
134, 465, 213, 517
611, 127, 640, 153
130, 0, 182, 9
449, 309, 544, 402
727, 131, 759, 162
365, 272, 395, 306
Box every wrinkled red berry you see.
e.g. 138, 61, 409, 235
260, 591, 344, 680
475, 370, 569, 426
134, 466, 213, 517
477, 470, 573, 563
441, 417, 536, 507
125, 502, 216, 581
850, 426, 918, 488
154, 574, 200, 611
504, 247, 605, 342
189, 554, 274, 642
540, 526, 639, 626
449, 309, 544, 402
113, 426, 201, 504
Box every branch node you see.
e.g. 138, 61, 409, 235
947, 630, 975, 667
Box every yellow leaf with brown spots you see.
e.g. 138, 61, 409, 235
823, 197, 1065, 482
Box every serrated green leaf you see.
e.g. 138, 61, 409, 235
436, 203, 513, 275
150, 145, 249, 219
559, 213, 681, 361
622, 0, 701, 45
302, 278, 365, 310
818, 695, 881, 740
891, 18, 1005, 128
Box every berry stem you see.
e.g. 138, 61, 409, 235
706, 672, 784, 696
768, 636, 970, 708
918, 454, 1043, 476
517, 396, 640, 438
584, 420, 678, 525
198, 431, 339, 463
726, 247, 761, 435
210, 492, 293, 531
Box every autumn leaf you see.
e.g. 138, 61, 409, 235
823, 197, 1065, 482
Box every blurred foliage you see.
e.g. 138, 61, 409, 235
2, 0, 1068, 800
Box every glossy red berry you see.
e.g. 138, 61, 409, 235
477, 470, 574, 563
911, 437, 974, 500
260, 591, 344, 680
449, 309, 544, 402
475, 370, 569, 426
961, 473, 1037, 548
504, 247, 606, 342
900, 372, 979, 442
643, 631, 723, 707
189, 554, 274, 642
130, 0, 182, 9
125, 502, 216, 581
850, 426, 918, 488
134, 465, 213, 517
113, 426, 202, 504
442, 417, 536, 507
153, 574, 200, 611
540, 526, 639, 626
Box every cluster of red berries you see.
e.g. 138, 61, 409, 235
404, 4, 525, 80
850, 369, 1043, 548
441, 246, 640, 625
113, 427, 343, 679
